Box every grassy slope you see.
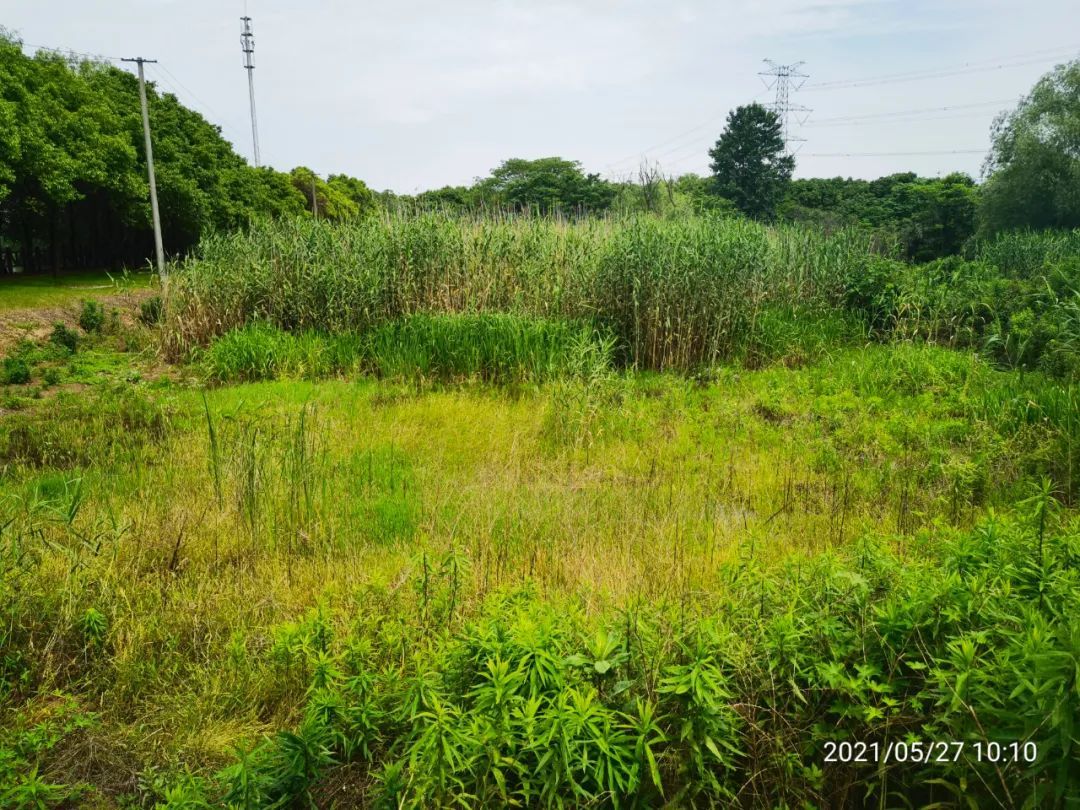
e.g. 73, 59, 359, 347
0, 270, 155, 312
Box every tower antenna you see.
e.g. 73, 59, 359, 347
759, 60, 811, 154
240, 14, 261, 166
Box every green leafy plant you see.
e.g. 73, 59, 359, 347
48, 324, 77, 354
1, 358, 31, 386
77, 300, 105, 333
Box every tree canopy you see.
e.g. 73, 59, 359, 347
0, 32, 374, 274
478, 157, 615, 214
782, 172, 978, 260
708, 103, 794, 220
979, 59, 1080, 235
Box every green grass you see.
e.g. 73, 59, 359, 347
3, 223, 1080, 807
3, 334, 1079, 806
0, 269, 156, 311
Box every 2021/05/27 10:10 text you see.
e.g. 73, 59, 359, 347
823, 739, 1039, 765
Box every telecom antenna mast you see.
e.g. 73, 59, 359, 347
759, 60, 811, 154
240, 15, 261, 167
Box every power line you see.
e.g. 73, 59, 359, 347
803, 43, 1078, 89
802, 47, 1078, 92
803, 98, 1017, 126
151, 63, 249, 137
17, 36, 263, 171
807, 111, 1006, 129
21, 42, 123, 62
800, 149, 987, 157
602, 89, 771, 176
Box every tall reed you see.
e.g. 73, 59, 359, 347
162, 213, 882, 371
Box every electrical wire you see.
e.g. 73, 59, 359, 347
799, 149, 987, 157
149, 62, 251, 143
803, 98, 1017, 126
801, 47, 1078, 92
20, 42, 123, 62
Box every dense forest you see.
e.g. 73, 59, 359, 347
0, 33, 374, 272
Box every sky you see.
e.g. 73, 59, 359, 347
2, 0, 1077, 192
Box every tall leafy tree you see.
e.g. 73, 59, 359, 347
979, 59, 1080, 235
0, 31, 344, 272
479, 157, 615, 214
327, 174, 377, 217
708, 104, 794, 220
782, 172, 978, 260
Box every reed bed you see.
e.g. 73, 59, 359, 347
162, 214, 882, 371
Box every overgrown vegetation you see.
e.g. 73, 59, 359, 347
162, 213, 881, 371
2, 334, 1079, 806
3, 36, 1080, 810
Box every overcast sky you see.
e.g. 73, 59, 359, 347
3, 1, 1077, 192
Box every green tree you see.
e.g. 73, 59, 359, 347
327, 174, 377, 217
479, 157, 614, 214
708, 103, 794, 220
980, 59, 1080, 235
781, 173, 977, 260
290, 167, 364, 221
0, 32, 348, 272
888, 173, 977, 261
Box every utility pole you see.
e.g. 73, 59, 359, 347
240, 16, 261, 167
122, 57, 165, 278
759, 60, 811, 154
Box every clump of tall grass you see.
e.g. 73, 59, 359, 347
363, 314, 613, 383
974, 228, 1080, 276
200, 323, 363, 383
201, 316, 615, 385
163, 214, 882, 371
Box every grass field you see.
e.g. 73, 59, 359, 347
2, 217, 1079, 808
0, 270, 156, 312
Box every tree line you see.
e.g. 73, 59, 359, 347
2, 27, 1077, 274
388, 59, 1080, 261
0, 33, 375, 274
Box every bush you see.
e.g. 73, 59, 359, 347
138, 295, 162, 326
49, 323, 78, 353
0, 358, 31, 385
78, 300, 105, 333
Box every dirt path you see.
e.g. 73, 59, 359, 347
0, 288, 156, 356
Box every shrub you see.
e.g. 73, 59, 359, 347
78, 300, 105, 333
138, 295, 163, 326
0, 358, 31, 385
49, 323, 78, 353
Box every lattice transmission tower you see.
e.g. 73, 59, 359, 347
759, 60, 811, 154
